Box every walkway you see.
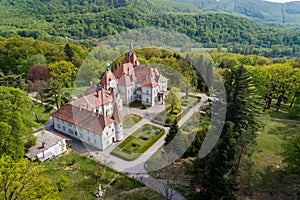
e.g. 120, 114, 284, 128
47, 92, 209, 200
88, 93, 208, 200
270, 118, 300, 123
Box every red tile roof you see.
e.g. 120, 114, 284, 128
100, 71, 117, 87
123, 52, 138, 65
71, 89, 113, 109
113, 63, 135, 80
111, 102, 123, 123
52, 104, 114, 135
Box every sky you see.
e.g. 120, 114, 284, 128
264, 0, 300, 3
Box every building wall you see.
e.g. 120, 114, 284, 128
114, 122, 123, 141
36, 139, 67, 161
53, 117, 117, 150
118, 85, 128, 105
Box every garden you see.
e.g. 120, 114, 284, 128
123, 114, 142, 129
151, 96, 200, 127
111, 124, 165, 161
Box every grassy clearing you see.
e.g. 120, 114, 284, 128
250, 120, 300, 198
129, 101, 149, 109
266, 103, 300, 120
151, 108, 189, 127
30, 103, 53, 126
43, 151, 163, 200
123, 114, 142, 129
252, 120, 300, 170
146, 112, 205, 172
111, 124, 165, 161
181, 96, 201, 108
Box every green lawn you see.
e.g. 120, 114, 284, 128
111, 124, 165, 161
181, 96, 201, 108
252, 120, 300, 170
266, 103, 300, 120
151, 108, 189, 127
146, 112, 206, 172
30, 103, 53, 126
43, 151, 163, 200
123, 114, 142, 129
250, 120, 300, 196
129, 101, 149, 109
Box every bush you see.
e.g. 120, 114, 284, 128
56, 175, 70, 192
165, 115, 175, 124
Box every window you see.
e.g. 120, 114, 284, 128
112, 129, 114, 132
68, 129, 73, 134
58, 124, 61, 129
88, 137, 90, 142
106, 132, 108, 136
63, 126, 65, 131
94, 139, 97, 144
75, 131, 78, 136
79, 133, 83, 138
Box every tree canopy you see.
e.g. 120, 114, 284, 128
0, 86, 37, 159
0, 155, 60, 200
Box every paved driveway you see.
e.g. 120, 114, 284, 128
50, 93, 209, 200
69, 93, 209, 174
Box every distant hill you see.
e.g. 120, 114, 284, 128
1, 0, 300, 56
172, 0, 300, 27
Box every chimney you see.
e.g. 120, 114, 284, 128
106, 110, 108, 117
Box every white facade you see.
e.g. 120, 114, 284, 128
52, 116, 118, 150
25, 130, 67, 162
36, 139, 66, 162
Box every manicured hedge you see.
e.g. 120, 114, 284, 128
111, 124, 165, 161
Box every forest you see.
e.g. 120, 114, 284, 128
1, 0, 300, 56
0, 1, 300, 199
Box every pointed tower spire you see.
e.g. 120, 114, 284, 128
129, 40, 133, 56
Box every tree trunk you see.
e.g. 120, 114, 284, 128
289, 92, 297, 108
236, 144, 245, 170
276, 94, 283, 111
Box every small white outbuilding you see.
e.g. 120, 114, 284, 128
25, 130, 68, 162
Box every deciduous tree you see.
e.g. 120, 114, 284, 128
0, 155, 60, 200
43, 78, 70, 110
48, 61, 77, 87
165, 87, 181, 114
0, 86, 37, 159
